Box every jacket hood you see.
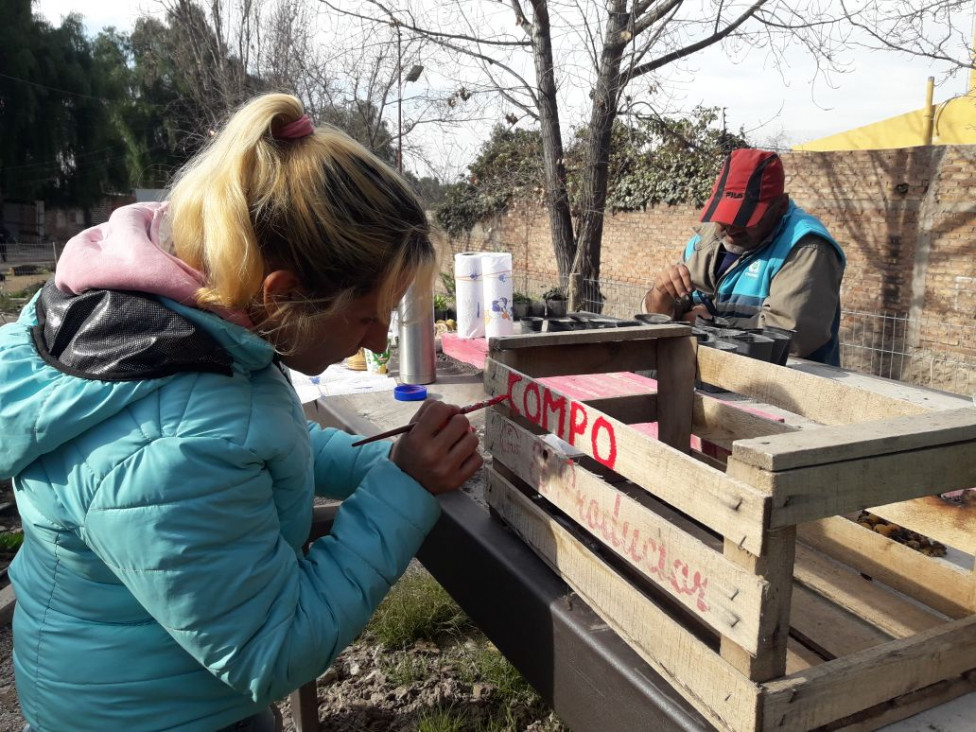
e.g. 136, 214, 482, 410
55, 202, 251, 329
0, 288, 276, 480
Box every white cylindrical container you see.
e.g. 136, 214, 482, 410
397, 282, 436, 385
454, 252, 485, 339
481, 251, 514, 339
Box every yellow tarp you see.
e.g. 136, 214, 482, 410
794, 94, 976, 151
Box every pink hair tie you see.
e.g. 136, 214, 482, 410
275, 114, 314, 140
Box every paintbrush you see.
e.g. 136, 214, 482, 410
350, 394, 508, 447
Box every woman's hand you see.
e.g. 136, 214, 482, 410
389, 400, 483, 495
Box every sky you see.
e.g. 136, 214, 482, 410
36, 0, 975, 172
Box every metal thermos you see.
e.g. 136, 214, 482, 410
397, 282, 436, 385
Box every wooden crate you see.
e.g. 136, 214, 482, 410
482, 325, 976, 732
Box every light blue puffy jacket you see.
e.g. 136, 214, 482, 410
0, 288, 440, 731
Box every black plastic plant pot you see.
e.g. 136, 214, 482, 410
546, 299, 568, 318
523, 317, 544, 332
762, 326, 796, 365
546, 317, 574, 332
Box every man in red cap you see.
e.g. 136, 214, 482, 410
642, 148, 846, 365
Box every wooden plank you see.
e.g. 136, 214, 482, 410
289, 684, 319, 732
486, 469, 761, 732
761, 614, 976, 731
721, 528, 795, 682
793, 543, 946, 638
785, 637, 826, 674
655, 335, 696, 453
486, 359, 771, 555
789, 584, 894, 659
782, 361, 972, 412
486, 410, 769, 651
490, 324, 691, 351
582, 393, 657, 424
823, 673, 976, 731
729, 439, 976, 527
693, 395, 799, 448
488, 326, 690, 377
0, 583, 15, 627
869, 492, 976, 555
732, 407, 976, 471
797, 517, 972, 618
696, 347, 932, 425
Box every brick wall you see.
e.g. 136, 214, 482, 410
440, 145, 976, 390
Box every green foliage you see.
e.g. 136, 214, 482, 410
433, 293, 450, 311
603, 106, 750, 212
0, 532, 24, 552
362, 567, 474, 648
434, 125, 544, 237
542, 286, 566, 301
434, 107, 749, 235
513, 291, 532, 304
415, 706, 470, 732
439, 271, 456, 298
380, 654, 431, 687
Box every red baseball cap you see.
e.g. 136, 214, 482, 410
699, 149, 785, 228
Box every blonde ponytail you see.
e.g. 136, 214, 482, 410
167, 93, 436, 346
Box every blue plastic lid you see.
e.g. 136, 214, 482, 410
394, 384, 428, 401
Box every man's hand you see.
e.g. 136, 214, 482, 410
644, 263, 694, 316
389, 400, 483, 496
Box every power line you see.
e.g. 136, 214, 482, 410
0, 71, 111, 104
0, 72, 166, 108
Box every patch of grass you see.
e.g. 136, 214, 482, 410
380, 654, 432, 686
457, 640, 537, 702
415, 705, 470, 732
0, 532, 24, 552
364, 567, 475, 648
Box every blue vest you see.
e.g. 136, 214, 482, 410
683, 203, 846, 365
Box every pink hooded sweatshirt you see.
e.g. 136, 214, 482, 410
55, 202, 252, 328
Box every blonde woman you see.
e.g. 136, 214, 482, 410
0, 94, 482, 731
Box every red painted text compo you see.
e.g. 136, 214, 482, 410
504, 372, 617, 469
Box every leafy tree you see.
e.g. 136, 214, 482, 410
435, 125, 543, 237
326, 0, 974, 309
0, 5, 129, 218
436, 108, 746, 235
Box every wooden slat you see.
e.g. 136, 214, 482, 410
655, 335, 697, 453
721, 528, 795, 682
486, 410, 769, 652
486, 359, 771, 555
789, 584, 894, 659
490, 324, 691, 350
793, 544, 946, 638
693, 395, 799, 448
488, 326, 690, 378
582, 393, 657, 424
732, 407, 976, 471
696, 347, 933, 425
821, 673, 976, 732
797, 517, 972, 618
0, 584, 15, 627
869, 493, 976, 555
486, 469, 761, 732
729, 438, 976, 527
785, 637, 826, 674
761, 614, 976, 731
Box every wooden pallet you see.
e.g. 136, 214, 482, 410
482, 325, 976, 732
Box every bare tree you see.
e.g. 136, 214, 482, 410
318, 0, 974, 308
